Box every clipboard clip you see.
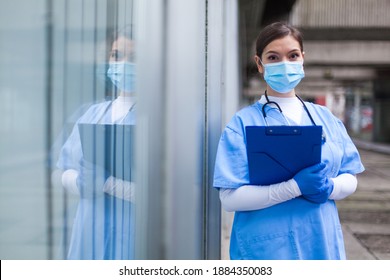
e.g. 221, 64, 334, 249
266, 127, 302, 135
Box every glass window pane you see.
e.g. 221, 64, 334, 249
0, 0, 223, 260
0, 0, 138, 260
51, 1, 137, 260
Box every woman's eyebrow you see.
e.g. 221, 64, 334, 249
264, 50, 279, 55
288, 48, 301, 53
265, 48, 300, 55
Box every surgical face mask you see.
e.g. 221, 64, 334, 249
107, 61, 136, 93
262, 61, 304, 94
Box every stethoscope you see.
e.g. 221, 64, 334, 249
261, 90, 326, 143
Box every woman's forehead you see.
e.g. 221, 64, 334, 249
263, 35, 301, 54
112, 36, 133, 50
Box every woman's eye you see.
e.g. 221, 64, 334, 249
267, 55, 278, 61
110, 50, 123, 61
110, 51, 117, 60
290, 53, 300, 60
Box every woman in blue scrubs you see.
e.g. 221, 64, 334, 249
213, 22, 365, 260
56, 27, 136, 259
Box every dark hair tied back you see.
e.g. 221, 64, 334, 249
255, 22, 303, 58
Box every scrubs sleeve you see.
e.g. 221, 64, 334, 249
336, 119, 365, 175
213, 126, 250, 189
56, 122, 83, 171
55, 102, 109, 171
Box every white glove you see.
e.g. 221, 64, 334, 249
103, 176, 135, 202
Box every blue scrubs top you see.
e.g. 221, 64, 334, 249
213, 101, 365, 260
57, 101, 136, 260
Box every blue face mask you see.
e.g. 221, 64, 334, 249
107, 61, 136, 93
262, 61, 304, 94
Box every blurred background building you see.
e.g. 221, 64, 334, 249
0, 0, 389, 260
242, 0, 390, 143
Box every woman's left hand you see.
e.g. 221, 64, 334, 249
302, 177, 334, 204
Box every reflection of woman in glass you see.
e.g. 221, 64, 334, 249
56, 27, 136, 259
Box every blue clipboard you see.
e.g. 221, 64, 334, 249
245, 126, 322, 185
78, 123, 134, 181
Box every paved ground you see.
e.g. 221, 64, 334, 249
221, 141, 390, 260
337, 144, 390, 260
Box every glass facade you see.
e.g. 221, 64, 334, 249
0, 0, 243, 260
0, 0, 49, 259
2, 0, 389, 261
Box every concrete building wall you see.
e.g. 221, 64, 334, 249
290, 0, 390, 143
291, 0, 390, 27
